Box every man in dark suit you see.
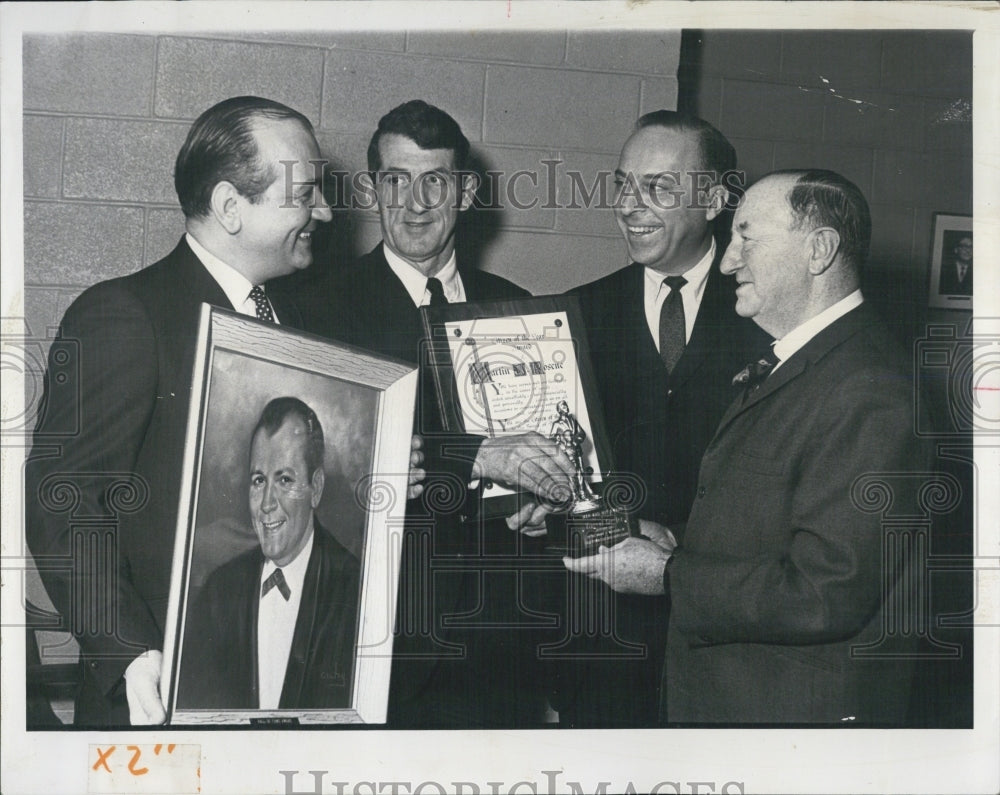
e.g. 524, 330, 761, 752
938, 235, 973, 296
567, 169, 928, 725
177, 398, 358, 710
552, 111, 768, 726
300, 100, 573, 726
24, 96, 333, 726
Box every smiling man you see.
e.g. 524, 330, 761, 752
566, 169, 929, 726
556, 111, 768, 727
177, 398, 359, 711
25, 96, 332, 726
300, 99, 574, 727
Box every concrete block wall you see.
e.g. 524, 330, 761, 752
22, 30, 681, 350
680, 30, 973, 330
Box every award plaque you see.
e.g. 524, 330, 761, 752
421, 295, 638, 556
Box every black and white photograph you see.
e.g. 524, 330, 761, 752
929, 213, 973, 308
2, 3, 997, 795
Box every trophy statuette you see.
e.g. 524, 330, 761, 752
548, 401, 635, 557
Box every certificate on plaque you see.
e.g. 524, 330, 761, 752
421, 295, 637, 556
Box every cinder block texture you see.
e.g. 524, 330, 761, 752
721, 79, 826, 143
780, 32, 883, 90
23, 115, 63, 199
322, 50, 485, 139
407, 31, 566, 65
473, 144, 558, 230
823, 92, 925, 151
641, 78, 680, 117
63, 118, 189, 204
476, 229, 625, 295
154, 37, 325, 122
566, 30, 681, 75
24, 202, 146, 286
216, 30, 407, 52
693, 31, 782, 81
873, 149, 971, 212
485, 66, 638, 151
144, 208, 187, 267
553, 149, 619, 236
881, 32, 972, 95
24, 34, 155, 115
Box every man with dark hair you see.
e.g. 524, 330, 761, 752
177, 397, 359, 711
551, 110, 767, 726
567, 169, 928, 725
300, 99, 573, 727
25, 96, 332, 726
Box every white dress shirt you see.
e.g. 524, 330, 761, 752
383, 246, 467, 307
256, 530, 313, 709
186, 232, 279, 322
772, 289, 864, 371
643, 239, 715, 349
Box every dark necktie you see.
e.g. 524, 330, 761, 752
732, 347, 780, 395
658, 276, 687, 373
249, 285, 275, 322
261, 567, 290, 601
425, 277, 448, 307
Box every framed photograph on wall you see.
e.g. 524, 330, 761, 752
160, 306, 417, 725
928, 213, 973, 310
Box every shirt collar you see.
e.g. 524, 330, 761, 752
260, 526, 314, 593
643, 238, 715, 301
773, 289, 864, 365
383, 244, 462, 306
186, 232, 257, 312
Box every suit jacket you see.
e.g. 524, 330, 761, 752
572, 255, 770, 527
24, 237, 302, 726
176, 523, 359, 710
938, 259, 972, 296
664, 302, 927, 725
299, 244, 531, 720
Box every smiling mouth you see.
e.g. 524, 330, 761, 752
259, 518, 285, 532
626, 225, 660, 236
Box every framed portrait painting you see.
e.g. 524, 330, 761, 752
928, 213, 973, 310
160, 306, 417, 725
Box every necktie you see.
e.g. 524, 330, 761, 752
732, 347, 780, 394
425, 277, 448, 307
249, 285, 275, 322
658, 276, 687, 373
261, 568, 290, 601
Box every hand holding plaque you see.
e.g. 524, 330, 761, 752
547, 401, 635, 557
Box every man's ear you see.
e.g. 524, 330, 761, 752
209, 181, 242, 234
457, 171, 479, 212
808, 227, 841, 275
310, 467, 325, 509
704, 184, 728, 222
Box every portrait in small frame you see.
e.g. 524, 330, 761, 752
929, 213, 973, 310
161, 306, 416, 725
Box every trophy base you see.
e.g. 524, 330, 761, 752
547, 502, 636, 558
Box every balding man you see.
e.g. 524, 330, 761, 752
567, 169, 929, 725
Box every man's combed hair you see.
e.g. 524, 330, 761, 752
367, 99, 470, 172
635, 109, 737, 181
780, 169, 872, 269
252, 396, 325, 476
174, 96, 313, 219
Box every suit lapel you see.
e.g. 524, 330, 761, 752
279, 534, 322, 709
713, 303, 872, 434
